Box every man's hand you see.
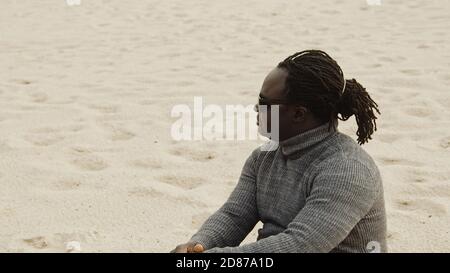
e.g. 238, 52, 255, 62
171, 242, 205, 253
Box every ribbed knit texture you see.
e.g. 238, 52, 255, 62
191, 121, 387, 253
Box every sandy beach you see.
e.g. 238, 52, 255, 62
0, 0, 449, 252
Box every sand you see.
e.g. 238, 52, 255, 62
0, 0, 449, 252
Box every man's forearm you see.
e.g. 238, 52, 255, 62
191, 201, 258, 249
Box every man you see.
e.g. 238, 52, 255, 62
172, 50, 387, 253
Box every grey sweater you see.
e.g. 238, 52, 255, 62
191, 121, 387, 253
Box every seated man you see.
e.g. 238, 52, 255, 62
172, 50, 387, 253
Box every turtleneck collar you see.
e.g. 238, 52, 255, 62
280, 121, 338, 158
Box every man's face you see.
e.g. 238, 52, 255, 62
256, 67, 293, 141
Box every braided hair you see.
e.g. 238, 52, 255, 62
277, 49, 380, 144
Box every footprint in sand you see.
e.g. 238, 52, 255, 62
169, 146, 216, 162
378, 157, 423, 167
377, 133, 401, 144
413, 176, 426, 183
439, 136, 450, 149
22, 232, 99, 252
409, 183, 450, 198
87, 104, 120, 114
24, 125, 84, 147
128, 186, 160, 198
128, 185, 207, 209
367, 63, 382, 69
417, 44, 430, 49
24, 129, 64, 146
439, 74, 450, 83
70, 154, 108, 171
396, 198, 447, 216
403, 107, 433, 118
71, 146, 92, 154
98, 122, 135, 141
23, 236, 48, 249
30, 92, 48, 103
399, 69, 422, 76
15, 79, 32, 85
110, 127, 135, 141
130, 158, 163, 169
157, 175, 205, 190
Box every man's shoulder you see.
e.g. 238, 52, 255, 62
316, 134, 381, 180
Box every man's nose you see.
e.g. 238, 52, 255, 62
253, 104, 259, 112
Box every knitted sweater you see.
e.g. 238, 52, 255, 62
191, 122, 387, 253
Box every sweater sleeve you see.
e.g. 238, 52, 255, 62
190, 150, 260, 250
205, 158, 380, 253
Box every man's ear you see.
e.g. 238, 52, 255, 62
292, 105, 308, 123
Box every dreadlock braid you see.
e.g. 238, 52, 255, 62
277, 49, 380, 145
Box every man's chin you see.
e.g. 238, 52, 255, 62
258, 127, 272, 139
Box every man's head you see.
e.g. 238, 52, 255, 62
256, 67, 319, 142
256, 50, 380, 144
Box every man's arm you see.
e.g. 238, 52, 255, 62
190, 150, 260, 250
205, 158, 380, 253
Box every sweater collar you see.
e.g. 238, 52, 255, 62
280, 121, 338, 158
